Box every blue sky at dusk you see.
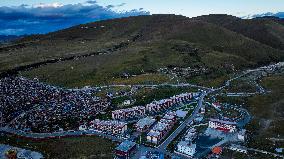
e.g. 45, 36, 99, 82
0, 0, 283, 35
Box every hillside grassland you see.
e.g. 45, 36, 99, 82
0, 14, 283, 88
195, 14, 284, 50
20, 35, 282, 88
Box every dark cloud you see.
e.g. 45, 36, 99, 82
86, 1, 97, 4
0, 2, 150, 35
117, 3, 126, 7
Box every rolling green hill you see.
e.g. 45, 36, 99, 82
195, 14, 284, 50
0, 14, 283, 87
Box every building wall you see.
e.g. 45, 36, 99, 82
209, 121, 236, 133
177, 145, 195, 156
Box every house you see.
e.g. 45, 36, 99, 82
275, 148, 283, 153
135, 117, 156, 132
123, 100, 131, 105
115, 140, 136, 159
79, 124, 87, 131
177, 141, 196, 157
208, 118, 237, 133
237, 129, 246, 141
200, 106, 206, 114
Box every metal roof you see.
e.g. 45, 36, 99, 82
115, 140, 136, 152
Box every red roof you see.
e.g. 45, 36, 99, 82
212, 146, 222, 154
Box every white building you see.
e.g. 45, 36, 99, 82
228, 144, 247, 154
147, 131, 161, 144
177, 141, 196, 157
79, 125, 87, 131
184, 128, 197, 141
208, 118, 237, 133
237, 129, 246, 141
123, 100, 131, 105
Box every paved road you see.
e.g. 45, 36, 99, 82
80, 83, 212, 92
247, 147, 284, 158
157, 92, 208, 150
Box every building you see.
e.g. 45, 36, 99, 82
146, 93, 192, 113
90, 119, 127, 135
146, 112, 176, 145
212, 146, 222, 155
147, 131, 162, 144
5, 149, 17, 159
135, 117, 156, 132
208, 118, 237, 133
112, 106, 146, 120
237, 129, 246, 141
212, 102, 222, 109
184, 128, 197, 141
193, 114, 204, 123
177, 141, 196, 157
79, 124, 87, 131
123, 100, 131, 106
200, 106, 206, 114
176, 110, 187, 118
228, 144, 247, 154
115, 140, 136, 159
162, 112, 177, 124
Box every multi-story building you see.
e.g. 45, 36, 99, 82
177, 141, 196, 157
112, 106, 146, 120
208, 118, 237, 133
135, 117, 156, 132
147, 131, 162, 145
147, 112, 177, 145
146, 93, 192, 113
90, 119, 127, 135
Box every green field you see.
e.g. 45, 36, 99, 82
0, 135, 116, 159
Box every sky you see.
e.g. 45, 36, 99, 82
0, 0, 283, 35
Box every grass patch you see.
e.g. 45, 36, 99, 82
0, 134, 116, 159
